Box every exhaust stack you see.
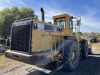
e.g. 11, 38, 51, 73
40, 8, 45, 22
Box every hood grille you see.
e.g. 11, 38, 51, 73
11, 21, 32, 53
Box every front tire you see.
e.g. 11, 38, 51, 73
59, 40, 80, 71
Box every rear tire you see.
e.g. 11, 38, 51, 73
95, 39, 97, 43
58, 40, 80, 71
81, 39, 88, 59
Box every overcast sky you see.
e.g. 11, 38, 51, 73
0, 0, 100, 32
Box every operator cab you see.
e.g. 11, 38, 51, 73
53, 14, 81, 35
53, 14, 74, 35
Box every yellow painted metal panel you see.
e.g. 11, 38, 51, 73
31, 29, 62, 52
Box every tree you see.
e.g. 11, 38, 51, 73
11, 6, 20, 20
0, 6, 37, 38
20, 7, 34, 19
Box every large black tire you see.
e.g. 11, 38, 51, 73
58, 40, 80, 71
95, 39, 97, 43
81, 39, 88, 59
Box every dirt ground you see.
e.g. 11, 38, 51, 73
0, 42, 100, 75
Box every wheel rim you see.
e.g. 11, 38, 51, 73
71, 48, 77, 64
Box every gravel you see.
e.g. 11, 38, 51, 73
0, 43, 100, 75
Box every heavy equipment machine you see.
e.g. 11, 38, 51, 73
5, 8, 92, 72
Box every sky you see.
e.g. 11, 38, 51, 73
0, 0, 100, 32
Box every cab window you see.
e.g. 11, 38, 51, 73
56, 20, 66, 28
70, 20, 73, 29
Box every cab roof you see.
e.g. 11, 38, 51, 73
53, 14, 72, 19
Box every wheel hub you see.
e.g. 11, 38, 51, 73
72, 48, 77, 64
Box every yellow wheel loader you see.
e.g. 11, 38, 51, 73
5, 8, 92, 72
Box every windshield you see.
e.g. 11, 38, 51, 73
56, 20, 66, 28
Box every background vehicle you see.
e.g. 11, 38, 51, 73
5, 36, 11, 46
5, 8, 92, 72
0, 46, 5, 52
90, 36, 97, 43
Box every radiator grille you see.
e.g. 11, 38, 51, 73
11, 24, 31, 53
